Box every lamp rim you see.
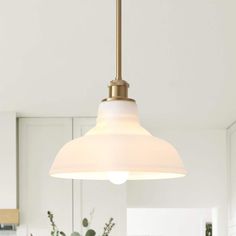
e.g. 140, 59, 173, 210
50, 168, 187, 180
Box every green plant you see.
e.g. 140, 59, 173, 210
47, 211, 115, 236
47, 211, 66, 236
102, 218, 115, 236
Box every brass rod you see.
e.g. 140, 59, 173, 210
103, 0, 135, 102
116, 0, 122, 80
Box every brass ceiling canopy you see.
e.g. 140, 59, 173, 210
103, 0, 135, 102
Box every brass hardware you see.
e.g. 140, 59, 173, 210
102, 80, 135, 102
0, 209, 19, 225
103, 0, 135, 102
109, 80, 128, 97
116, 0, 122, 80
102, 97, 135, 102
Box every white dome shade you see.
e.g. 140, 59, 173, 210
50, 100, 187, 180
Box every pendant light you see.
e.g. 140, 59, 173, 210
50, 0, 187, 184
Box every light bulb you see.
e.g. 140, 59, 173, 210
107, 171, 129, 185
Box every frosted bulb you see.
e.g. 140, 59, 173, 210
107, 172, 129, 185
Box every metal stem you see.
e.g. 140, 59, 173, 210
102, 0, 135, 102
116, 0, 122, 80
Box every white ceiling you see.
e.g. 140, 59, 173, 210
0, 0, 235, 128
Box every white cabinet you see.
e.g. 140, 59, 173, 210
18, 118, 73, 236
18, 117, 127, 236
229, 124, 236, 236
0, 112, 17, 209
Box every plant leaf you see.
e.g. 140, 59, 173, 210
82, 218, 89, 227
85, 229, 96, 236
60, 231, 67, 236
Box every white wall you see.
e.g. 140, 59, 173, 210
127, 127, 228, 236
0, 0, 235, 130
127, 208, 212, 236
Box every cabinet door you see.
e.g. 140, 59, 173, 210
18, 118, 73, 236
72, 118, 127, 236
229, 124, 236, 236
0, 112, 16, 208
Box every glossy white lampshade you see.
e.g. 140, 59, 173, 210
50, 100, 186, 181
